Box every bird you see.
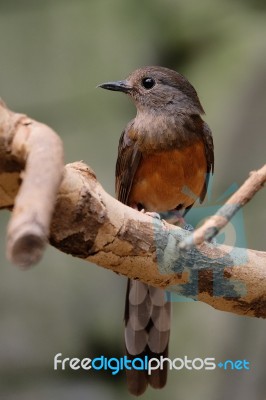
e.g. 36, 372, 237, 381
98, 66, 214, 396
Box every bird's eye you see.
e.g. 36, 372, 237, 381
141, 77, 155, 89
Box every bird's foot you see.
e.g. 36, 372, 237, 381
159, 210, 186, 227
140, 209, 161, 220
139, 209, 194, 231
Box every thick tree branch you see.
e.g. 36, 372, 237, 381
0, 102, 265, 318
0, 100, 64, 266
180, 165, 266, 250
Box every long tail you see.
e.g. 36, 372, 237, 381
124, 279, 171, 396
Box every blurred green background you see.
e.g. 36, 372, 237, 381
0, 1, 265, 399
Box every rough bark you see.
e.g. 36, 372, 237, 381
0, 100, 64, 266
0, 101, 265, 318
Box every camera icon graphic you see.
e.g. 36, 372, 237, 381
154, 179, 248, 302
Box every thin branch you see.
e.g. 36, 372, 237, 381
0, 101, 265, 318
179, 165, 266, 250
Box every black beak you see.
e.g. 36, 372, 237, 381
98, 80, 132, 93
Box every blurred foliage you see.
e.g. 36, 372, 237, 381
0, 1, 265, 399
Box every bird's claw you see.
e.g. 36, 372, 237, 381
140, 210, 161, 220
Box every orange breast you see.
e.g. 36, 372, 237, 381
128, 140, 207, 212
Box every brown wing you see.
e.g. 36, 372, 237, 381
115, 125, 142, 205
183, 114, 214, 205
199, 121, 214, 202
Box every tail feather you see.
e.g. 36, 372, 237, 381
124, 324, 148, 355
151, 303, 171, 331
125, 279, 171, 395
128, 294, 152, 331
126, 353, 148, 396
148, 324, 169, 354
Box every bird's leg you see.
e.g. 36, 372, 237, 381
158, 209, 184, 226
159, 209, 194, 231
136, 206, 194, 230
140, 208, 161, 220
132, 203, 161, 220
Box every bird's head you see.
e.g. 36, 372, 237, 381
98, 66, 204, 115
